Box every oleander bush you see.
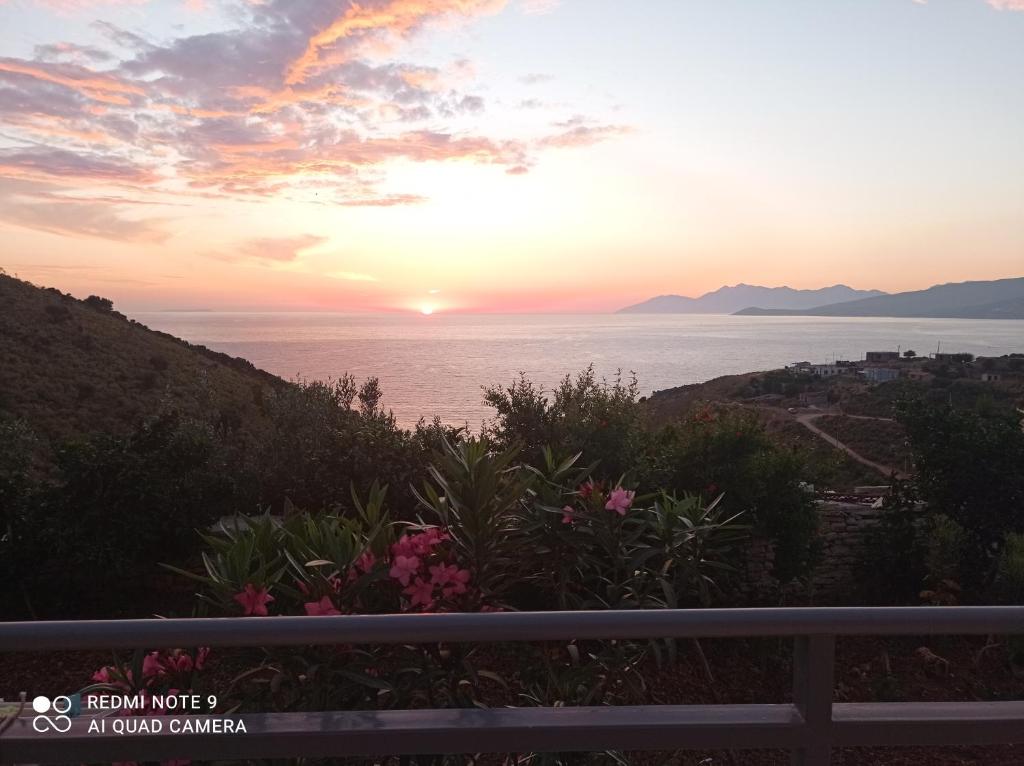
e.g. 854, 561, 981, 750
151, 437, 746, 715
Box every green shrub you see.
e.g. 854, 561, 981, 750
897, 398, 1024, 588
923, 514, 967, 587
484, 366, 645, 480
250, 376, 429, 516
638, 407, 819, 581
857, 481, 926, 605
15, 410, 244, 615
415, 437, 535, 605
0, 418, 37, 614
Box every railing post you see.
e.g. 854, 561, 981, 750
791, 634, 835, 766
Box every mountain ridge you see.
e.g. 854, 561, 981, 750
734, 277, 1024, 319
618, 284, 886, 314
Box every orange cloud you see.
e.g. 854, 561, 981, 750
0, 57, 144, 105
285, 0, 507, 85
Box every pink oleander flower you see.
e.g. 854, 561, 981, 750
561, 505, 575, 524
604, 487, 635, 515
142, 652, 166, 681
348, 549, 377, 582
578, 481, 596, 499
304, 595, 342, 616
355, 550, 376, 572
165, 651, 193, 674
429, 563, 471, 597
92, 666, 113, 684
391, 537, 414, 559
404, 577, 435, 609
411, 528, 449, 556
389, 554, 421, 586
233, 583, 274, 616
444, 571, 471, 598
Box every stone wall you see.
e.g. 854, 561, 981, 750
743, 500, 888, 603
811, 501, 885, 599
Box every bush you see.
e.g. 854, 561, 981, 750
484, 366, 645, 480
857, 481, 926, 605
415, 437, 535, 605
0, 418, 37, 614
44, 304, 71, 322
83, 295, 114, 312
897, 398, 1024, 588
638, 407, 819, 581
250, 376, 430, 516
485, 372, 818, 583
15, 410, 245, 615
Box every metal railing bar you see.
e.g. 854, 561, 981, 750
791, 635, 836, 766
0, 704, 809, 762
2, 607, 1023, 652
831, 701, 1024, 746
4, 702, 1023, 763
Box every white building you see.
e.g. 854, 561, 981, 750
863, 367, 899, 383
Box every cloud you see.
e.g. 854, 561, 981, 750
338, 193, 427, 206
0, 56, 144, 105
519, 0, 559, 14
328, 270, 379, 281
537, 120, 633, 149
16, 0, 148, 12
284, 0, 507, 86
231, 234, 329, 263
0, 177, 168, 242
520, 72, 553, 85
0, 147, 155, 183
0, 0, 632, 240
913, 0, 1024, 9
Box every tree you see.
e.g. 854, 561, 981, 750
903, 350, 917, 358
84, 295, 114, 312
898, 398, 1024, 587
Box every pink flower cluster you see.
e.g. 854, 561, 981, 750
562, 483, 635, 524
297, 550, 379, 616
604, 487, 635, 515
387, 528, 471, 611
92, 648, 210, 691
233, 583, 274, 616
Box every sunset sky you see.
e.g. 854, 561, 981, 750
1, 0, 1023, 313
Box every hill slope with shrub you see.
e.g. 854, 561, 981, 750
0, 272, 282, 454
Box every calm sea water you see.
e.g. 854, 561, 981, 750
131, 313, 1024, 428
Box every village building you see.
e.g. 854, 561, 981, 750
865, 351, 900, 363
811, 364, 841, 377
862, 367, 899, 383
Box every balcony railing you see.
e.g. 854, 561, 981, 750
2, 607, 1023, 765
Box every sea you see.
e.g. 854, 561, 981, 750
131, 312, 1024, 428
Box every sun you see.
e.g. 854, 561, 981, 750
420, 304, 435, 316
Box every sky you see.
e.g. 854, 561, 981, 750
1, 0, 1023, 313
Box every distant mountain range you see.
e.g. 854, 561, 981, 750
734, 277, 1024, 319
617, 284, 886, 314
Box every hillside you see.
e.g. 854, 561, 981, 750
735, 277, 1024, 319
618, 284, 885, 314
0, 273, 284, 453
